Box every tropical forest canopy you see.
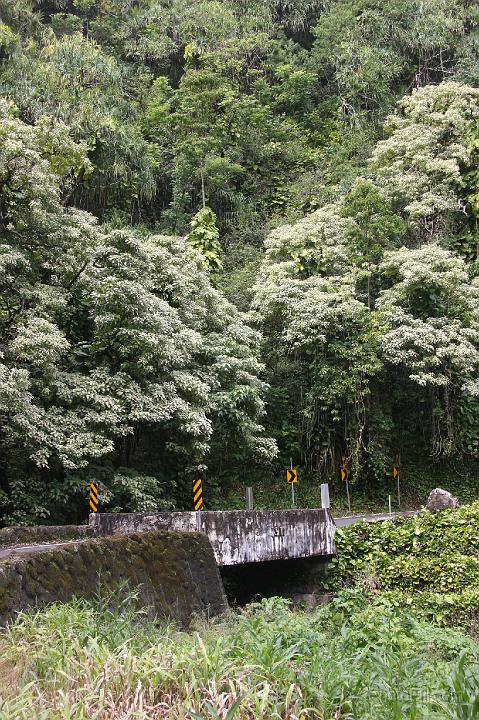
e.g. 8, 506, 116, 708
0, 0, 478, 524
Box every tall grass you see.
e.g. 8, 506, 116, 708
0, 589, 477, 719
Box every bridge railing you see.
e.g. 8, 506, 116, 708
90, 508, 336, 565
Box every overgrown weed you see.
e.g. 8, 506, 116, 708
0, 592, 478, 719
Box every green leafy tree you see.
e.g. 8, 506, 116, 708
341, 179, 408, 308
186, 207, 223, 272
253, 83, 479, 483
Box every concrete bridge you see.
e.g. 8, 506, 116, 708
89, 508, 336, 565
1, 508, 416, 625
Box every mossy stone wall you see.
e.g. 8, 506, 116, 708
0, 525, 96, 548
0, 531, 227, 626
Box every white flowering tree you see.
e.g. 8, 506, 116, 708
254, 83, 479, 481
378, 244, 479, 456
253, 201, 383, 478
371, 82, 479, 243
0, 105, 274, 524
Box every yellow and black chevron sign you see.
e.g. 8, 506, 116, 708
193, 478, 203, 511
393, 453, 401, 480
286, 468, 298, 484
89, 482, 99, 513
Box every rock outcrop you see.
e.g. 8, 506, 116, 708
426, 488, 459, 513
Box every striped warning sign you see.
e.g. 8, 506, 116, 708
393, 453, 400, 480
193, 478, 203, 510
286, 468, 298, 484
89, 482, 99, 513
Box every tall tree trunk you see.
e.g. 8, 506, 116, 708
200, 160, 206, 209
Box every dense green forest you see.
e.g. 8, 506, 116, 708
0, 0, 478, 524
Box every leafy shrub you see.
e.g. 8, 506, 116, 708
326, 502, 479, 629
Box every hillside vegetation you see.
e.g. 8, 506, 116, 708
327, 502, 479, 629
0, 0, 478, 523
0, 595, 478, 719
1, 504, 479, 718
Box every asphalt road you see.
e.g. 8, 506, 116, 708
0, 540, 83, 560
333, 510, 418, 527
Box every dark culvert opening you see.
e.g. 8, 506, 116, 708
220, 556, 333, 607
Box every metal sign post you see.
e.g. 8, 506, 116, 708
393, 454, 401, 508
286, 459, 298, 508
290, 458, 295, 508
341, 457, 351, 513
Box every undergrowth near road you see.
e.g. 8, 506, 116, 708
220, 461, 479, 516
0, 588, 478, 719
325, 502, 479, 630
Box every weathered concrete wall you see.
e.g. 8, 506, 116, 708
0, 524, 95, 548
0, 531, 227, 626
90, 509, 336, 565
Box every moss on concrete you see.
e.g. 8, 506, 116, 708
0, 531, 227, 627
0, 525, 96, 548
